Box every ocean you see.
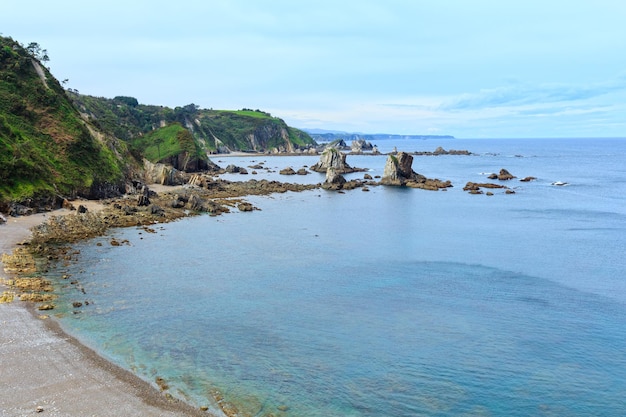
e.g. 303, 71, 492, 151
47, 138, 626, 416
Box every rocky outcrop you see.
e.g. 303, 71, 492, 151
380, 152, 452, 190
237, 202, 255, 212
137, 186, 151, 206
310, 148, 363, 173
322, 167, 347, 190
413, 147, 471, 156
380, 152, 417, 185
280, 167, 296, 175
161, 152, 220, 172
224, 164, 243, 173
350, 139, 373, 153
488, 169, 516, 181
463, 182, 508, 194
143, 160, 186, 186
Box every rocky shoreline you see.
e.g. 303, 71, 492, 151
1, 147, 537, 416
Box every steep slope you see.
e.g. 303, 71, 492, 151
0, 36, 132, 208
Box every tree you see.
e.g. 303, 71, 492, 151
154, 136, 165, 160
25, 42, 49, 64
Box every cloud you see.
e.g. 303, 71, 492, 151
440, 77, 626, 111
515, 104, 613, 116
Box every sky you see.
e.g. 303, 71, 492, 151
2, 1, 626, 138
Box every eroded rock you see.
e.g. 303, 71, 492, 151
322, 167, 347, 190
381, 152, 452, 190
311, 148, 363, 173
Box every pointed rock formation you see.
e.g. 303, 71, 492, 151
310, 147, 363, 174
381, 152, 452, 190
322, 167, 347, 190
380, 152, 418, 185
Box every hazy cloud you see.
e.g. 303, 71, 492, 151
440, 77, 626, 111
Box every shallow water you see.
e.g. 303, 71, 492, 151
49, 138, 626, 416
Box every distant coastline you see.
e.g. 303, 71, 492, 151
305, 130, 455, 142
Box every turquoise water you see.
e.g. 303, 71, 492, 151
49, 138, 626, 416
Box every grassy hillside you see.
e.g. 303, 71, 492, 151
70, 95, 316, 153
0, 36, 130, 205
131, 123, 202, 161
0, 34, 316, 209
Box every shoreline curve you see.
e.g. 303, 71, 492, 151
0, 206, 216, 417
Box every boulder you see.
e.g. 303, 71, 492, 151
137, 186, 151, 206
7, 203, 33, 217
224, 164, 241, 173
62, 199, 75, 210
237, 202, 255, 212
497, 169, 516, 180
148, 204, 165, 216
280, 167, 296, 175
296, 168, 309, 175
188, 194, 205, 211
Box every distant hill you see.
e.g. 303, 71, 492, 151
304, 130, 455, 142
70, 94, 317, 154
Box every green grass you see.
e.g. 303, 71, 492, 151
131, 123, 204, 163
0, 35, 127, 204
220, 110, 274, 119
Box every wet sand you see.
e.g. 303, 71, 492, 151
0, 205, 215, 416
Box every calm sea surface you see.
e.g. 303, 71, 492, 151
48, 138, 626, 416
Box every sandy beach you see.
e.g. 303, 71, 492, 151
0, 205, 214, 417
